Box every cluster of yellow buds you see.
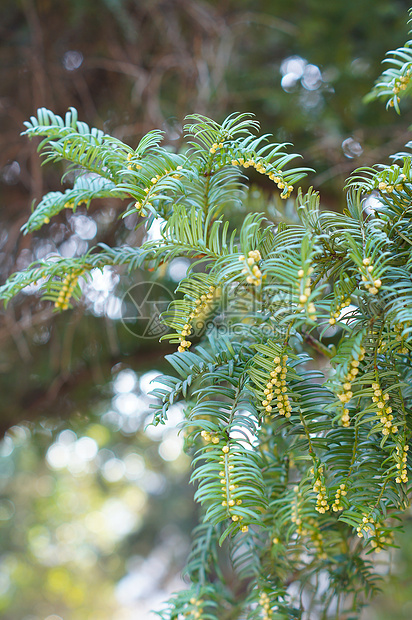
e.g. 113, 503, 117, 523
358, 258, 382, 295
375, 524, 394, 552
395, 444, 409, 484
261, 354, 292, 418
378, 172, 406, 192
356, 513, 375, 538
336, 347, 365, 427
200, 430, 220, 445
149, 166, 183, 186
138, 166, 184, 213
313, 468, 329, 514
378, 181, 394, 193
178, 337, 192, 353
231, 157, 293, 198
394, 322, 409, 355
370, 527, 389, 553
329, 295, 351, 325
54, 272, 81, 310
371, 381, 397, 436
309, 525, 327, 561
178, 286, 217, 352
149, 165, 183, 182
239, 250, 262, 286
340, 407, 351, 428
62, 198, 87, 212
187, 597, 204, 619
291, 486, 304, 534
392, 70, 411, 96
126, 153, 142, 171
331, 483, 347, 512
171, 165, 183, 179
133, 201, 146, 215
357, 515, 391, 553
209, 141, 224, 154
258, 591, 273, 620
372, 523, 392, 553
219, 444, 248, 532
297, 266, 316, 319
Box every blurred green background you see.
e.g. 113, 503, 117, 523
1, 1, 412, 618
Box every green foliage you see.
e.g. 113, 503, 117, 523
5, 14, 412, 618
367, 8, 412, 112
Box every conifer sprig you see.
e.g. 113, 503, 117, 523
5, 16, 412, 614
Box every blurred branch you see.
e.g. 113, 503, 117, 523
229, 11, 298, 36
0, 306, 54, 347
0, 338, 173, 438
